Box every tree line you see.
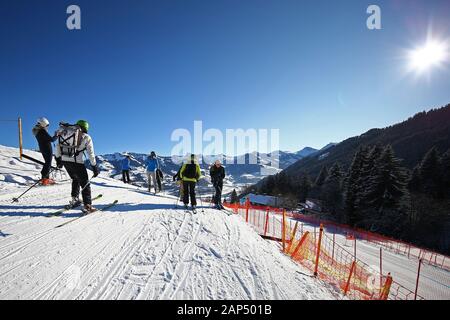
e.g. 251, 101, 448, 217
251, 144, 450, 254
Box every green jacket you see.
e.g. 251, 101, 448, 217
180, 162, 202, 182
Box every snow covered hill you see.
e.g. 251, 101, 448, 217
0, 145, 339, 300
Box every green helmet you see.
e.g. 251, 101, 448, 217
76, 120, 89, 133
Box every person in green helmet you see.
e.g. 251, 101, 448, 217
55, 120, 100, 213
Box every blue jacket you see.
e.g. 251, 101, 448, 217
122, 158, 130, 171
145, 157, 159, 172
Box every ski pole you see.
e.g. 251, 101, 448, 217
174, 182, 181, 208
12, 168, 56, 203
197, 179, 205, 213
80, 175, 96, 193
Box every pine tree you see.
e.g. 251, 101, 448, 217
418, 147, 443, 198
440, 149, 450, 198
315, 166, 329, 187
322, 162, 344, 218
365, 145, 409, 214
297, 174, 312, 203
344, 147, 369, 226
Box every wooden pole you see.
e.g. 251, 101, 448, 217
414, 259, 422, 300
331, 232, 336, 265
263, 208, 269, 237
282, 209, 286, 253
314, 224, 324, 276
344, 261, 356, 295
18, 117, 23, 159
379, 247, 383, 292
290, 231, 310, 258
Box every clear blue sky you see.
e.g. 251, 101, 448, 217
1, 0, 449, 155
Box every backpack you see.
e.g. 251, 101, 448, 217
183, 163, 199, 180
56, 122, 84, 158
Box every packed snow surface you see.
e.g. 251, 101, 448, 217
0, 145, 338, 300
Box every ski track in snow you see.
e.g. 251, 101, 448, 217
0, 165, 338, 300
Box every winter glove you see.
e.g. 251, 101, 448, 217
55, 157, 63, 169
92, 165, 100, 178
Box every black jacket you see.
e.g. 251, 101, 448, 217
210, 165, 225, 184
32, 126, 57, 158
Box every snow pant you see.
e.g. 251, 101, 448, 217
41, 152, 53, 179
122, 170, 130, 183
147, 171, 158, 193
176, 180, 184, 200
183, 181, 197, 206
213, 181, 223, 205
63, 161, 92, 205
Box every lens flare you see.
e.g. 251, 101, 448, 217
408, 39, 448, 73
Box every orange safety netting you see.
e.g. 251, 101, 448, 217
223, 201, 428, 300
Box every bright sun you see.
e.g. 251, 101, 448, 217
408, 39, 448, 73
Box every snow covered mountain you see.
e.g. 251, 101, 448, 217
0, 144, 339, 300
96, 147, 320, 195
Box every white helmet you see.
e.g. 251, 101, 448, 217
37, 117, 50, 128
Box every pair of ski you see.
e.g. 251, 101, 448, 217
184, 206, 198, 214
54, 200, 118, 228
46, 194, 104, 217
46, 194, 118, 228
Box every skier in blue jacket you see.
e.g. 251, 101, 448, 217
145, 151, 160, 193
122, 154, 131, 184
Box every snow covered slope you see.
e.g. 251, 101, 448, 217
0, 146, 338, 300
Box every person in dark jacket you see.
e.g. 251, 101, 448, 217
179, 155, 201, 210
210, 160, 225, 209
32, 117, 58, 185
122, 154, 131, 184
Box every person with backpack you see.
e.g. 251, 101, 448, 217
180, 154, 201, 210
122, 154, 131, 184
210, 159, 226, 209
54, 120, 100, 213
32, 117, 58, 186
145, 151, 160, 194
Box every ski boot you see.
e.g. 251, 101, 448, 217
41, 178, 55, 186
219, 204, 225, 210
66, 197, 81, 209
82, 204, 97, 215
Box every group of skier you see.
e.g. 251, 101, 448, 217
31, 117, 227, 214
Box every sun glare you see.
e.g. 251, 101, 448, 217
408, 39, 448, 73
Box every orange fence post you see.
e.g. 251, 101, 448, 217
282, 209, 286, 253
263, 208, 269, 237
287, 221, 298, 253
245, 198, 250, 223
414, 259, 422, 300
290, 231, 310, 258
379, 273, 392, 300
313, 224, 324, 276
344, 260, 356, 296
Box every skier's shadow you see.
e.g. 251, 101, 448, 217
106, 202, 181, 212
0, 230, 12, 237
91, 181, 136, 191
0, 205, 67, 217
